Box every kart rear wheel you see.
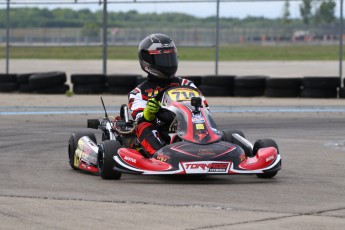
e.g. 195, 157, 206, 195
98, 140, 122, 180
68, 132, 97, 170
253, 139, 279, 179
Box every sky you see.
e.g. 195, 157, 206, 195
0, 1, 343, 19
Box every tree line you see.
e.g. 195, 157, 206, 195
0, 1, 338, 30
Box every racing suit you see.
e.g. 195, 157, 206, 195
128, 75, 208, 157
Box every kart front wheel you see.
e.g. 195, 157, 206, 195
98, 140, 122, 180
253, 139, 279, 179
221, 129, 245, 142
68, 132, 96, 170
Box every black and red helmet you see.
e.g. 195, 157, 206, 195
138, 33, 178, 80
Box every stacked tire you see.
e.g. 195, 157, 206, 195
17, 72, 68, 94
72, 74, 105, 94
198, 75, 236, 96
0, 74, 18, 92
339, 78, 345, 98
301, 77, 340, 98
265, 77, 302, 97
105, 74, 141, 94
234, 75, 268, 97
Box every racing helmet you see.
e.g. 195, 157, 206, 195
138, 33, 178, 80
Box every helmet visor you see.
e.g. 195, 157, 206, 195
150, 50, 178, 68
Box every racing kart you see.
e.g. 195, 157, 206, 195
68, 85, 281, 180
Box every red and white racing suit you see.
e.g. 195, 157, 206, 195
128, 76, 208, 157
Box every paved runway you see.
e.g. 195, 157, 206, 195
0, 96, 345, 229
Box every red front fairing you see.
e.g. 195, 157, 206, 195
116, 148, 173, 172
113, 143, 281, 175
238, 147, 278, 171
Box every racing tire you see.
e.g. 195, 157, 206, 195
264, 88, 301, 98
234, 76, 268, 88
105, 86, 134, 95
302, 77, 340, 89
0, 74, 17, 83
234, 87, 265, 97
221, 129, 245, 142
136, 76, 146, 85
98, 140, 122, 180
106, 74, 140, 87
29, 72, 67, 89
198, 85, 233, 96
71, 74, 105, 85
300, 88, 338, 98
201, 75, 236, 87
0, 82, 19, 92
252, 139, 279, 179
17, 73, 35, 84
221, 130, 254, 157
265, 77, 302, 89
36, 84, 70, 94
18, 84, 34, 93
339, 87, 345, 98
73, 84, 105, 94
68, 132, 97, 170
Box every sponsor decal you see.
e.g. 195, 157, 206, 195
195, 130, 208, 140
198, 149, 216, 156
145, 86, 163, 97
182, 161, 230, 174
148, 48, 176, 54
163, 48, 175, 54
124, 156, 137, 164
167, 88, 200, 101
266, 155, 275, 162
156, 153, 170, 162
196, 124, 205, 130
192, 114, 205, 124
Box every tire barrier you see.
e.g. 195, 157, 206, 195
265, 78, 302, 97
17, 73, 36, 84
105, 74, 140, 95
0, 74, 18, 92
198, 75, 235, 96
1, 72, 345, 98
301, 77, 340, 98
234, 76, 268, 97
136, 76, 146, 85
339, 87, 345, 98
71, 74, 105, 94
36, 84, 70, 94
73, 84, 105, 94
28, 72, 68, 94
1, 72, 69, 94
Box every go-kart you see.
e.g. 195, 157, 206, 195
68, 85, 281, 180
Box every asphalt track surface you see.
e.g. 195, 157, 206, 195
1, 95, 345, 229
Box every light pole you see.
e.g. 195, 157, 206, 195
215, 0, 220, 76
340, 0, 344, 87
6, 0, 10, 74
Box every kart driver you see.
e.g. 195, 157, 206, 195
128, 33, 208, 158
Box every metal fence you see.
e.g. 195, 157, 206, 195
1, 0, 344, 81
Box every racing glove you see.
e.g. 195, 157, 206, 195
143, 98, 160, 121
